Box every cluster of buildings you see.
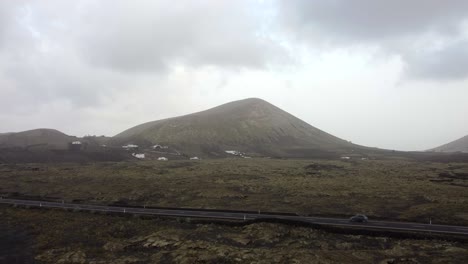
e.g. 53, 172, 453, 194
122, 143, 201, 161
122, 144, 139, 150
225, 150, 250, 159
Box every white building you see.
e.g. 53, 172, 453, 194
122, 144, 138, 150
132, 153, 145, 159
152, 144, 169, 149
225, 150, 240, 155
190, 156, 200, 160
158, 157, 168, 161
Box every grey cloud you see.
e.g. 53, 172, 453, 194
405, 41, 468, 80
0, 2, 27, 49
278, 0, 468, 80
77, 0, 279, 72
0, 0, 281, 113
5, 60, 99, 108
279, 0, 468, 42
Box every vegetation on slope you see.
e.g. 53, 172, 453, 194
113, 98, 359, 157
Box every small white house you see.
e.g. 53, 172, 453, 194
71, 141, 82, 145
123, 144, 138, 150
158, 157, 168, 161
132, 153, 145, 159
190, 156, 200, 160
152, 144, 169, 149
225, 150, 241, 156
341, 156, 351, 160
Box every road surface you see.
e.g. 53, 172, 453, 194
1, 198, 467, 236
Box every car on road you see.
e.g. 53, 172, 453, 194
349, 214, 368, 223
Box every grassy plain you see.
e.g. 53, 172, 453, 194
1, 158, 468, 225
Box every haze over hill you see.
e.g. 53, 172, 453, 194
0, 129, 76, 150
114, 98, 362, 157
430, 134, 468, 153
0, 129, 123, 163
3, 1, 468, 152
0, 128, 111, 151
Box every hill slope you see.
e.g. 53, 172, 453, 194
0, 128, 76, 150
430, 134, 468, 153
113, 98, 360, 157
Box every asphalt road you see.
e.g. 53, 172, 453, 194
1, 198, 468, 236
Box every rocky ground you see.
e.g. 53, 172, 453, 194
1, 207, 467, 264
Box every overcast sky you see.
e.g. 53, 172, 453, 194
1, 0, 468, 151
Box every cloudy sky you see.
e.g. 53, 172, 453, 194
1, 0, 468, 151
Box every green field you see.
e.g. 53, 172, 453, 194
1, 158, 468, 225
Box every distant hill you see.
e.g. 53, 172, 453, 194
0, 128, 76, 150
430, 134, 468, 153
0, 129, 114, 151
113, 98, 364, 157
0, 129, 124, 162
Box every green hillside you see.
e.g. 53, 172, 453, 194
113, 98, 361, 157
